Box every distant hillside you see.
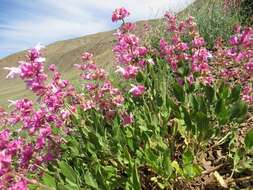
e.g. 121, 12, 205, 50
0, 0, 200, 107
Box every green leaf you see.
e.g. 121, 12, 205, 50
215, 99, 228, 124
245, 129, 253, 150
27, 184, 39, 190
183, 150, 194, 165
84, 171, 99, 189
229, 85, 241, 102
171, 160, 183, 176
219, 82, 229, 99
195, 112, 213, 141
183, 164, 202, 178
180, 106, 193, 132
162, 150, 172, 177
166, 96, 180, 117
230, 101, 248, 121
177, 64, 189, 77
156, 94, 163, 107
57, 183, 76, 190
58, 161, 77, 183
197, 96, 207, 113
132, 164, 141, 190
204, 85, 215, 104
136, 71, 144, 83
173, 82, 185, 103
42, 173, 56, 188
190, 95, 199, 112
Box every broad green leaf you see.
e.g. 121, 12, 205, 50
204, 85, 215, 104
219, 82, 229, 99
190, 95, 199, 112
245, 128, 253, 150
162, 150, 172, 177
136, 71, 144, 83
84, 171, 99, 189
171, 160, 183, 176
27, 184, 39, 190
58, 161, 77, 183
180, 106, 193, 132
195, 112, 213, 141
230, 101, 248, 121
229, 85, 241, 102
42, 173, 56, 188
183, 150, 194, 165
173, 82, 185, 103
215, 99, 228, 124
57, 184, 74, 190
183, 164, 202, 178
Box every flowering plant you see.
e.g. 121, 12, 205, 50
1, 6, 253, 190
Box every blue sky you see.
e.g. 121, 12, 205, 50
0, 0, 194, 58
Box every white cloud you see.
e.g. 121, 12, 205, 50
0, 0, 194, 58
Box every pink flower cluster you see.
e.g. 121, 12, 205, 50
129, 85, 145, 97
112, 8, 149, 73
0, 129, 29, 190
160, 12, 214, 85
113, 32, 148, 74
2, 45, 76, 189
75, 52, 124, 120
112, 7, 147, 98
4, 44, 47, 96
212, 26, 253, 103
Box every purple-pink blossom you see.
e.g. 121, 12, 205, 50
129, 85, 145, 97
112, 7, 130, 22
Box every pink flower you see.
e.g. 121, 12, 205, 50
112, 94, 124, 106
242, 86, 253, 103
192, 37, 205, 47
129, 85, 145, 97
229, 35, 240, 45
164, 12, 177, 32
0, 130, 10, 149
245, 62, 253, 73
49, 64, 56, 72
112, 7, 130, 22
116, 66, 139, 79
120, 22, 136, 32
81, 100, 96, 111
199, 75, 214, 86
187, 74, 194, 85
8, 178, 29, 190
82, 52, 93, 62
121, 113, 134, 126
60, 110, 71, 119
85, 83, 97, 91
135, 46, 148, 56
177, 42, 189, 51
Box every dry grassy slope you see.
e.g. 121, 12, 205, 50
0, 19, 158, 107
